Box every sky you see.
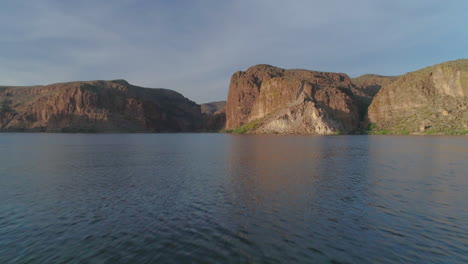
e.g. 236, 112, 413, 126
1, 0, 467, 103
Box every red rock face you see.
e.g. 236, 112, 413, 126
225, 64, 361, 134
225, 65, 286, 129
0, 80, 205, 132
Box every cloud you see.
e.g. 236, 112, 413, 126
0, 0, 467, 103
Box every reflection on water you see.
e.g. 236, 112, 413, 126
0, 134, 467, 263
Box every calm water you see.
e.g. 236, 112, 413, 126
0, 134, 467, 264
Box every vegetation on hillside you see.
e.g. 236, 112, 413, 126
220, 119, 261, 134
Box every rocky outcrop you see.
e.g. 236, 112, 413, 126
0, 80, 206, 132
200, 101, 226, 131
368, 59, 468, 134
225, 64, 361, 134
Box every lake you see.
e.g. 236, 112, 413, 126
0, 134, 467, 263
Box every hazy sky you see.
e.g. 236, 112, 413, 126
1, 0, 467, 103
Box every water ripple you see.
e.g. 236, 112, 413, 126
0, 134, 467, 263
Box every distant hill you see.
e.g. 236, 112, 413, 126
200, 101, 226, 131
201, 101, 226, 115
352, 74, 399, 98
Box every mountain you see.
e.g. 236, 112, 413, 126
225, 64, 362, 134
367, 59, 468, 135
0, 80, 206, 132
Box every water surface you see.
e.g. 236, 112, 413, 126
0, 134, 467, 263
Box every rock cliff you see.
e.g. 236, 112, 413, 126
225, 64, 361, 134
0, 80, 205, 132
367, 59, 468, 134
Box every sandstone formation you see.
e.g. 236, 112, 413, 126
200, 101, 226, 131
368, 59, 468, 134
225, 64, 361, 134
0, 80, 206, 132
